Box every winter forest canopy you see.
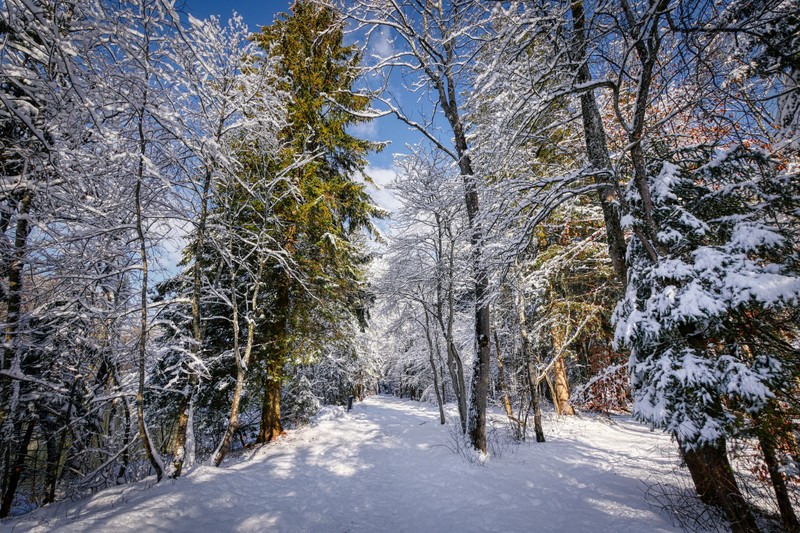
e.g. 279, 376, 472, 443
0, 0, 798, 531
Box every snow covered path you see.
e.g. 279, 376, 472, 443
5, 396, 684, 532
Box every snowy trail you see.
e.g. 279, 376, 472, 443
5, 396, 683, 532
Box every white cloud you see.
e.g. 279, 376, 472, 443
362, 165, 401, 215
349, 120, 379, 139
369, 28, 394, 61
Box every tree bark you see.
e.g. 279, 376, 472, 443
42, 423, 58, 505
434, 214, 467, 432
570, 0, 627, 283
553, 356, 575, 416
449, 101, 490, 454
258, 259, 287, 444
0, 419, 34, 518
529, 372, 545, 443
516, 287, 545, 442
494, 330, 515, 422
113, 366, 132, 484
423, 309, 446, 425
1, 191, 32, 438
680, 440, 759, 533
134, 103, 163, 482
257, 222, 295, 445
760, 432, 800, 532
214, 261, 263, 466
257, 358, 283, 444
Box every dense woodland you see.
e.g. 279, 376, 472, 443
0, 0, 798, 531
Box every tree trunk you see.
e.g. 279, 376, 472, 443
461, 164, 491, 452
113, 367, 132, 485
43, 378, 79, 503
760, 433, 800, 532
440, 365, 447, 405
170, 394, 194, 478
42, 424, 58, 505
680, 440, 760, 533
435, 43, 490, 452
516, 287, 545, 442
2, 191, 31, 374
257, 224, 295, 445
1, 191, 32, 439
213, 327, 246, 465
0, 191, 31, 506
494, 330, 515, 422
467, 298, 491, 453
172, 168, 213, 478
257, 357, 283, 444
446, 330, 467, 433
214, 260, 263, 466
434, 216, 467, 433
553, 356, 575, 416
134, 104, 163, 482
529, 374, 545, 443
570, 0, 627, 283
0, 419, 34, 518
423, 309, 446, 425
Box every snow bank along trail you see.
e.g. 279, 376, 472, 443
5, 396, 683, 532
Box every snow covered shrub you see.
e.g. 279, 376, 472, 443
572, 354, 630, 414
614, 144, 800, 448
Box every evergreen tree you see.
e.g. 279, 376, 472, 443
250, 0, 384, 443
614, 144, 800, 531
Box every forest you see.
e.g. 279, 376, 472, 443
0, 0, 798, 531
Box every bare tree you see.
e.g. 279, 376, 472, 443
163, 11, 286, 478
345, 0, 495, 452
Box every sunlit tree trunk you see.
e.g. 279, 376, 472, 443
552, 356, 574, 416
516, 287, 545, 443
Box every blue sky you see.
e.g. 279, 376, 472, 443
183, 0, 286, 29
182, 0, 421, 215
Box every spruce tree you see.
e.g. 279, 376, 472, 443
614, 144, 800, 531
251, 0, 384, 442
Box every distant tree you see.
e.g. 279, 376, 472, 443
346, 0, 496, 453
379, 146, 470, 429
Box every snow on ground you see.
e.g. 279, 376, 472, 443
3, 396, 687, 532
